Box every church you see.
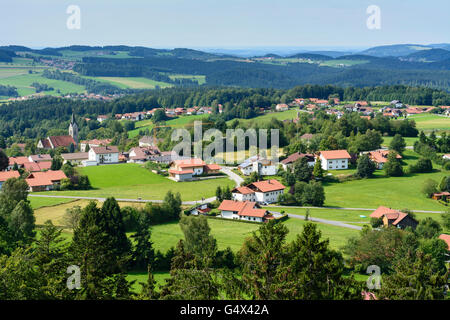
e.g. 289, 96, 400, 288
37, 114, 79, 150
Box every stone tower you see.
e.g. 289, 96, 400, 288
69, 113, 79, 144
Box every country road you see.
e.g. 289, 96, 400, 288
220, 166, 244, 187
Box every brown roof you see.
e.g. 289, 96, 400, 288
61, 152, 89, 161
48, 136, 76, 148
249, 179, 286, 193
438, 234, 450, 251
91, 146, 119, 154
0, 171, 20, 182
320, 150, 351, 160
168, 169, 194, 175
281, 152, 315, 165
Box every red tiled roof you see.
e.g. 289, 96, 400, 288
205, 164, 221, 171
367, 150, 402, 164
320, 150, 351, 160
249, 179, 286, 193
438, 234, 450, 251
168, 169, 194, 175
8, 156, 30, 166
370, 206, 399, 219
232, 186, 254, 195
218, 200, 267, 218
29, 154, 52, 162
0, 171, 20, 182
173, 158, 205, 168
26, 170, 66, 187
23, 161, 51, 172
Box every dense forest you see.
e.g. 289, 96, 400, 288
0, 85, 18, 97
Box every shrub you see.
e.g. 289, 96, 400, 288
421, 179, 438, 198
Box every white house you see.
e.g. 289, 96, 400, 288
84, 146, 119, 166
61, 152, 89, 166
97, 115, 109, 123
189, 203, 211, 216
218, 200, 273, 223
232, 179, 286, 204
275, 104, 289, 112
443, 154, 450, 160
319, 150, 351, 170
238, 156, 278, 176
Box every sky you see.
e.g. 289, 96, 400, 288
0, 0, 449, 50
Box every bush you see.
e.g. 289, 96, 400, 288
421, 179, 438, 198
408, 157, 433, 174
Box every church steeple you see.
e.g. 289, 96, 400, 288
69, 113, 79, 144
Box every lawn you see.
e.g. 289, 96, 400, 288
381, 136, 419, 147
128, 114, 209, 138
226, 108, 299, 126
36, 163, 235, 201
264, 207, 371, 223
94, 76, 172, 90
29, 196, 76, 210
323, 169, 447, 211
406, 114, 450, 132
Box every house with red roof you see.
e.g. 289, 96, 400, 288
25, 170, 67, 192
319, 150, 351, 170
85, 146, 120, 166
232, 179, 286, 204
366, 150, 402, 169
37, 136, 76, 150
7, 156, 31, 170
0, 171, 20, 190
370, 206, 418, 229
438, 234, 450, 252
168, 158, 222, 181
218, 200, 273, 222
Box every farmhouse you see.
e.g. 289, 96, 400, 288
37, 135, 77, 150
432, 192, 450, 202
25, 170, 67, 192
232, 179, 286, 204
319, 150, 351, 170
370, 206, 418, 230
0, 171, 20, 190
84, 146, 120, 166
366, 150, 402, 169
218, 200, 273, 222
281, 152, 315, 171
238, 156, 278, 176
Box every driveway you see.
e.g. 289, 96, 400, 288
220, 166, 244, 187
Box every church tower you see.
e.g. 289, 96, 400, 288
69, 113, 79, 144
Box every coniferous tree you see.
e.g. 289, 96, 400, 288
0, 149, 8, 171
389, 134, 406, 154
384, 151, 404, 177
356, 154, 376, 178
313, 158, 324, 179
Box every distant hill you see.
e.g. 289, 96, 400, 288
361, 44, 433, 57
304, 51, 352, 58
287, 53, 333, 60
402, 49, 450, 62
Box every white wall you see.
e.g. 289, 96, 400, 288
320, 155, 348, 170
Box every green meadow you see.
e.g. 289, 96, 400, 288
407, 113, 450, 132
226, 108, 299, 126
36, 163, 235, 201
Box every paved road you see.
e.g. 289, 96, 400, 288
220, 166, 244, 187
283, 212, 363, 230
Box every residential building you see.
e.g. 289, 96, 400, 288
168, 158, 222, 181
84, 146, 119, 166
218, 200, 273, 222
443, 154, 450, 160
23, 161, 52, 172
97, 115, 109, 123
238, 156, 278, 176
25, 170, 67, 192
61, 152, 89, 165
7, 156, 31, 170
275, 104, 289, 112
128, 146, 161, 163
139, 136, 154, 147
370, 206, 418, 230
319, 150, 351, 170
29, 154, 52, 163
366, 150, 402, 169
189, 203, 211, 216
232, 179, 286, 204
37, 135, 77, 150
281, 152, 315, 171
80, 139, 112, 152
0, 171, 20, 190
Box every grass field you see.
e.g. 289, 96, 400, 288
93, 76, 172, 90
128, 114, 209, 138
381, 136, 419, 147
29, 197, 76, 209
0, 70, 85, 96
226, 108, 299, 126
168, 74, 206, 85
406, 114, 450, 132
36, 163, 235, 201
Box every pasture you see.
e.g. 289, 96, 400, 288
226, 108, 299, 126
36, 163, 235, 201
407, 114, 450, 132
